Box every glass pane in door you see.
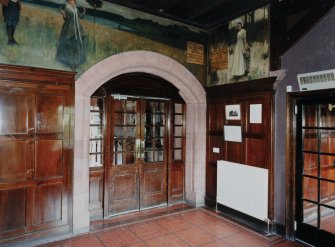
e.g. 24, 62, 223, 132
89, 97, 104, 168
303, 153, 318, 176
113, 99, 137, 166
303, 176, 318, 202
303, 129, 318, 152
320, 154, 335, 180
320, 130, 335, 153
320, 104, 335, 127
144, 101, 165, 163
302, 104, 318, 127
320, 206, 335, 234
320, 180, 335, 206
303, 201, 318, 226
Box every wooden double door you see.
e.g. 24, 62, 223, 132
108, 98, 168, 215
295, 96, 335, 246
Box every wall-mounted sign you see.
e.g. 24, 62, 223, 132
224, 125, 242, 142
187, 41, 204, 65
250, 104, 262, 123
210, 46, 228, 71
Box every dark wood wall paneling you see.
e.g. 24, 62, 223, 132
206, 77, 276, 220
0, 64, 75, 244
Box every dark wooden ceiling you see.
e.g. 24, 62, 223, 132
105, 0, 271, 29
105, 0, 334, 30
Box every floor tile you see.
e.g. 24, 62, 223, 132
222, 231, 270, 247
61, 235, 104, 247
144, 234, 189, 247
175, 226, 218, 246
40, 244, 62, 247
181, 211, 223, 226
97, 227, 141, 247
37, 208, 308, 247
155, 215, 194, 233
200, 239, 233, 247
128, 221, 169, 240
199, 221, 241, 238
125, 243, 148, 247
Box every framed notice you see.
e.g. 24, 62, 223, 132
210, 46, 228, 71
225, 104, 241, 120
250, 104, 262, 123
224, 125, 242, 142
187, 41, 204, 65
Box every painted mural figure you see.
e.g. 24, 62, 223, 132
56, 0, 86, 71
231, 22, 249, 77
1, 0, 21, 45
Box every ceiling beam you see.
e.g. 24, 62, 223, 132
186, 0, 233, 20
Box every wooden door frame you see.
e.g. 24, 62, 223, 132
285, 93, 297, 239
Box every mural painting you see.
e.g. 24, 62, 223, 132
208, 6, 270, 86
0, 0, 206, 84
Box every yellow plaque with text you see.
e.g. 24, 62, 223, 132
187, 41, 204, 65
210, 47, 228, 72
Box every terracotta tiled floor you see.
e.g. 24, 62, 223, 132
39, 208, 307, 247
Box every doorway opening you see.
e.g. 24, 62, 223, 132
73, 51, 206, 233
293, 94, 335, 246
88, 73, 186, 219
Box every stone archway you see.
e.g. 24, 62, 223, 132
73, 51, 206, 233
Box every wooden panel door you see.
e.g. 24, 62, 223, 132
33, 91, 70, 229
0, 87, 71, 238
140, 100, 167, 209
108, 98, 168, 215
0, 90, 32, 237
109, 98, 140, 215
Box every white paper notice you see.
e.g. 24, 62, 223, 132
250, 104, 262, 124
224, 125, 242, 142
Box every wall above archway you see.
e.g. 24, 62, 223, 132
73, 50, 206, 234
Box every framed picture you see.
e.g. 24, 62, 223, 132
225, 104, 241, 120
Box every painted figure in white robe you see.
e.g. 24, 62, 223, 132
231, 22, 249, 77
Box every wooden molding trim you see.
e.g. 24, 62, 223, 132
206, 77, 277, 100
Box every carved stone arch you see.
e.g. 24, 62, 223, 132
73, 51, 206, 233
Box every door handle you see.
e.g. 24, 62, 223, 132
26, 169, 35, 179
136, 139, 141, 158
135, 139, 145, 159
140, 140, 145, 159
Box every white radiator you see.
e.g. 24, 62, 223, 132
217, 160, 269, 221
